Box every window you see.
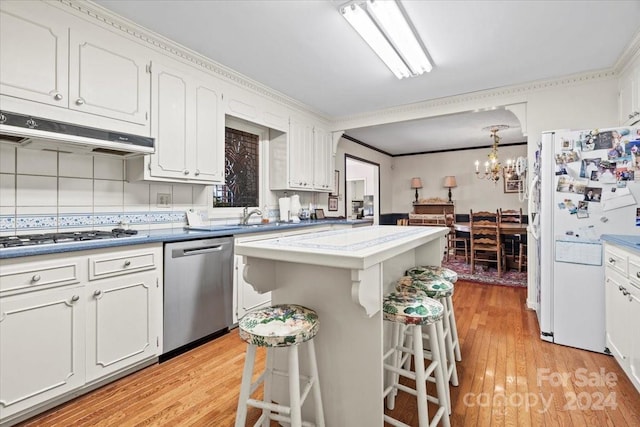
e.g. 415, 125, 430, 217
213, 127, 259, 207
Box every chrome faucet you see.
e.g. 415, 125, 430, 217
241, 207, 262, 225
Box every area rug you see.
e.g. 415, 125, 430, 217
442, 259, 527, 288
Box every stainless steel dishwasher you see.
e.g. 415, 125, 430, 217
163, 237, 233, 356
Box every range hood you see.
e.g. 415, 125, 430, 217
0, 111, 154, 157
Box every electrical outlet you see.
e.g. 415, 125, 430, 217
157, 193, 171, 207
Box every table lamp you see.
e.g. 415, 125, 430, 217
410, 177, 423, 204
443, 176, 457, 203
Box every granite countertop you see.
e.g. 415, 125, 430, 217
0, 219, 370, 260
601, 234, 640, 254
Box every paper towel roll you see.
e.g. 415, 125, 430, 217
279, 197, 291, 222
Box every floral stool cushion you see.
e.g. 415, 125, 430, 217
238, 304, 319, 348
406, 265, 458, 284
396, 275, 454, 299
383, 291, 444, 326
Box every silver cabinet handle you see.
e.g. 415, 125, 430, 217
75, 98, 85, 105
124, 260, 131, 267
32, 274, 41, 282
0, 113, 5, 124
71, 295, 79, 302
195, 169, 200, 176
619, 285, 625, 291
637, 271, 640, 279
94, 290, 102, 297
53, 92, 63, 101
609, 258, 615, 264
26, 118, 38, 129
184, 170, 190, 175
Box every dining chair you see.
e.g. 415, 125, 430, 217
445, 213, 468, 263
499, 208, 523, 257
518, 243, 527, 272
396, 218, 409, 226
470, 210, 503, 277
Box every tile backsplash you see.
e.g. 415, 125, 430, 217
0, 145, 209, 235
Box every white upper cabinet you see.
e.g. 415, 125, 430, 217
269, 116, 334, 192
313, 126, 334, 192
0, 2, 69, 107
288, 116, 315, 190
68, 25, 150, 126
619, 56, 640, 126
0, 1, 150, 134
127, 60, 224, 183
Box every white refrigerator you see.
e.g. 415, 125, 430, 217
531, 126, 639, 353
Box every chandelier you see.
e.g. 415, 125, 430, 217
474, 125, 514, 183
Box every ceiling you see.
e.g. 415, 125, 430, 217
94, 0, 640, 155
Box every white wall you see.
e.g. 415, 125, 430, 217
392, 144, 528, 214
335, 138, 393, 216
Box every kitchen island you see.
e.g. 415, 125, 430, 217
235, 225, 449, 426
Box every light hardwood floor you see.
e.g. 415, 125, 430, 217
19, 281, 640, 426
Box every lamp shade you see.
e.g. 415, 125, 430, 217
443, 176, 457, 188
410, 177, 423, 189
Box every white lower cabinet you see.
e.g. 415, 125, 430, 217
604, 243, 640, 394
86, 270, 160, 383
0, 286, 85, 421
0, 244, 163, 424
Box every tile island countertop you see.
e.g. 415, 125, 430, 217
235, 224, 449, 271
235, 225, 449, 426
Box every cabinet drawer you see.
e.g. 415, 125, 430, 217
604, 246, 628, 276
629, 255, 640, 285
89, 251, 157, 280
0, 263, 80, 294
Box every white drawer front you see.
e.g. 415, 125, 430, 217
89, 251, 156, 280
0, 263, 80, 294
605, 246, 628, 276
629, 255, 640, 285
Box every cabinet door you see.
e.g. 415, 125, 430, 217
0, 1, 69, 107
288, 118, 314, 189
86, 271, 159, 383
0, 287, 85, 420
619, 63, 640, 125
235, 254, 271, 323
605, 269, 629, 363
628, 285, 640, 391
69, 25, 150, 126
193, 82, 224, 182
313, 127, 333, 192
150, 62, 190, 179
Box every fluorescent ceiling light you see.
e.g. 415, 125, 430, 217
341, 0, 432, 79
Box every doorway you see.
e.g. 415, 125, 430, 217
345, 155, 380, 224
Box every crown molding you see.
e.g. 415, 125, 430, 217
60, 0, 330, 121
332, 68, 617, 131
614, 28, 640, 74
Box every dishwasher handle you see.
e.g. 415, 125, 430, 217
173, 244, 225, 257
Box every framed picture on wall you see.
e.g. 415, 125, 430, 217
328, 195, 338, 211
504, 178, 522, 193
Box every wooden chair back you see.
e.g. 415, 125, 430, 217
499, 208, 523, 224
469, 210, 503, 276
396, 218, 409, 226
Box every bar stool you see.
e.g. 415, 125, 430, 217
235, 304, 325, 427
406, 266, 462, 362
383, 291, 450, 427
